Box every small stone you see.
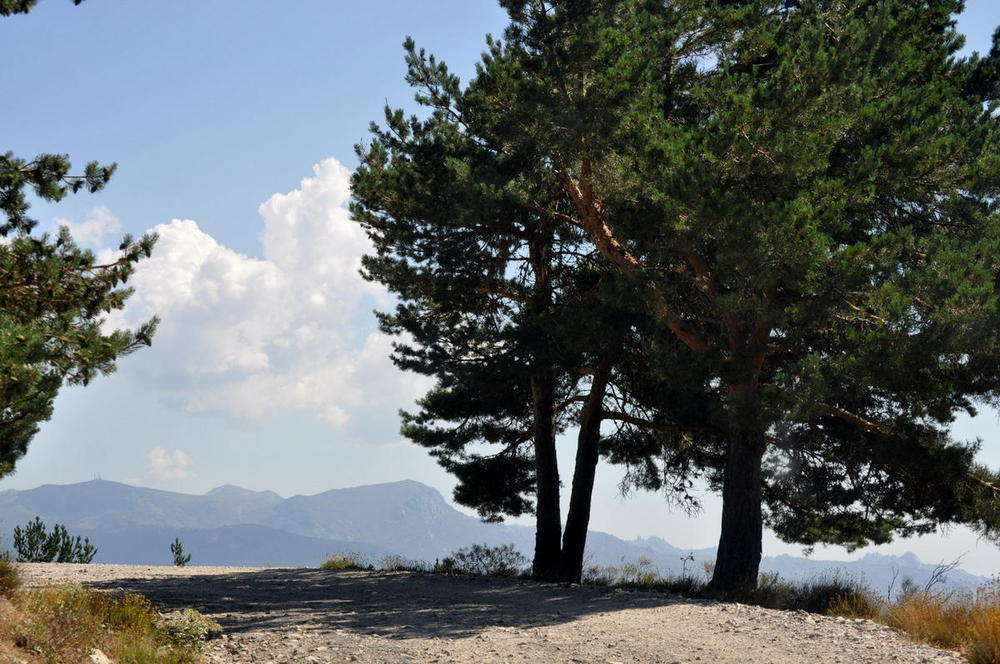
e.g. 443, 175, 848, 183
88, 649, 113, 664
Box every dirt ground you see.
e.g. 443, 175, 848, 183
20, 563, 967, 664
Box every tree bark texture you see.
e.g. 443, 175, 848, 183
530, 372, 562, 581
709, 428, 766, 594
558, 359, 613, 582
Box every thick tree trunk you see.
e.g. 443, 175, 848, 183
531, 372, 562, 581
558, 360, 613, 582
709, 427, 766, 594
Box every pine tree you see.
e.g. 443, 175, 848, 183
491, 0, 1000, 591
353, 37, 708, 581
12, 517, 97, 563
2, 6, 156, 477
357, 0, 1000, 593
171, 538, 192, 567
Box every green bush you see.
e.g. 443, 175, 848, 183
320, 552, 369, 570
156, 608, 222, 651
12, 517, 97, 563
447, 544, 527, 577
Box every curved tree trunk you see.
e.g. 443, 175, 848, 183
709, 427, 766, 594
531, 371, 561, 581
558, 359, 613, 582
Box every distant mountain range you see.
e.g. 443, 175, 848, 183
0, 479, 986, 593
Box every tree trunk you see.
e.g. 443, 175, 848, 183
558, 360, 613, 582
709, 427, 766, 595
531, 371, 562, 581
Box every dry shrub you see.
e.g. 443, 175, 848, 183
379, 555, 428, 572
617, 556, 660, 587
17, 584, 99, 661
0, 559, 21, 599
0, 583, 211, 664
888, 590, 973, 649
320, 552, 369, 570
965, 581, 1000, 664
827, 590, 883, 620
883, 579, 1000, 663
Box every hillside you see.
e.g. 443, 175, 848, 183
0, 479, 985, 591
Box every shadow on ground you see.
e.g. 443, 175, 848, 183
89, 569, 687, 640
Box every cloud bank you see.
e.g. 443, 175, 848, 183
146, 447, 194, 480
108, 158, 429, 440
54, 205, 122, 246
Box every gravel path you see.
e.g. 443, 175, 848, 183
20, 563, 967, 664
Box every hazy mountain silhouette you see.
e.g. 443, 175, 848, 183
0, 479, 985, 592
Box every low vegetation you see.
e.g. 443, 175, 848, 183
12, 518, 96, 564
0, 560, 220, 664
322, 544, 528, 577
319, 552, 370, 570
170, 538, 191, 567
879, 583, 1000, 664
436, 544, 527, 578
581, 557, 999, 664
318, 543, 999, 662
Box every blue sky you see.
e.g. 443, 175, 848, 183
3, 0, 1000, 576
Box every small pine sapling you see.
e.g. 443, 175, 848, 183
12, 517, 96, 563
170, 538, 191, 567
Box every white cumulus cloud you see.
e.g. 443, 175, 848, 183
54, 205, 123, 246
146, 447, 194, 480
107, 158, 430, 440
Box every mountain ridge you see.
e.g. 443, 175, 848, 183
0, 478, 986, 592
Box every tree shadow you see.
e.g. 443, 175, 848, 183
89, 568, 689, 640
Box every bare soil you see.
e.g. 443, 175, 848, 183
20, 563, 967, 664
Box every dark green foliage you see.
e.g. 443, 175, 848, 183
475, 0, 1000, 588
12, 517, 97, 563
0, 223, 158, 478
0, 152, 115, 235
353, 22, 711, 581
357, 0, 1000, 593
445, 543, 527, 577
2, 12, 158, 478
170, 538, 191, 567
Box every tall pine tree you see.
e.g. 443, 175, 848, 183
357, 0, 1000, 592
492, 0, 1000, 591
353, 35, 709, 581
1, 0, 156, 477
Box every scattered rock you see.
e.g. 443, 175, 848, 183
16, 563, 969, 664
88, 649, 113, 664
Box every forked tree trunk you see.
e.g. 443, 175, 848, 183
709, 428, 766, 594
558, 360, 613, 582
531, 371, 562, 581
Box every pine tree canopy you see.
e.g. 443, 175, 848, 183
354, 0, 1000, 591
1, 2, 157, 478
0, 151, 158, 478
